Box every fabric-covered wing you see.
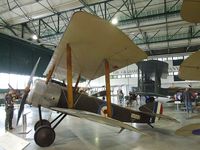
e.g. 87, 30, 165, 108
181, 0, 200, 23
179, 51, 200, 80
153, 113, 180, 123
51, 107, 145, 134
44, 11, 147, 80
175, 123, 200, 136
138, 107, 180, 123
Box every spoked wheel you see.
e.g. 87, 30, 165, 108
34, 119, 51, 131
34, 125, 55, 147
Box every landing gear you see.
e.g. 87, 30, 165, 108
34, 119, 51, 131
34, 125, 55, 147
147, 123, 154, 128
34, 105, 67, 147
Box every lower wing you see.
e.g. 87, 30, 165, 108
139, 110, 180, 123
51, 107, 146, 135
175, 123, 200, 136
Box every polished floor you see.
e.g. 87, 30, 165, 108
0, 101, 200, 150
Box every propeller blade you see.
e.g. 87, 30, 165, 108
16, 91, 29, 125
28, 57, 41, 88
8, 83, 14, 90
16, 57, 41, 125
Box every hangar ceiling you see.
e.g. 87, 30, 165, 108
0, 0, 200, 56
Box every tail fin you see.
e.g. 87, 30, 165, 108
153, 101, 163, 122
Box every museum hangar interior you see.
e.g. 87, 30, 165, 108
0, 0, 200, 150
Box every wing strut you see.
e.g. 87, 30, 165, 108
66, 43, 73, 108
104, 59, 112, 117
73, 73, 81, 93
45, 64, 55, 84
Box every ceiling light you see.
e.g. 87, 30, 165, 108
32, 34, 38, 40
111, 18, 118, 25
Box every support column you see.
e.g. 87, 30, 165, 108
66, 43, 73, 108
104, 59, 112, 117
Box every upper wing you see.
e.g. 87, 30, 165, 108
179, 51, 200, 80
51, 107, 146, 135
181, 0, 200, 23
44, 11, 147, 80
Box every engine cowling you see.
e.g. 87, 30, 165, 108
27, 79, 62, 108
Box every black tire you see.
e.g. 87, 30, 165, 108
34, 125, 55, 147
34, 119, 51, 131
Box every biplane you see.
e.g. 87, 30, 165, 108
16, 11, 179, 147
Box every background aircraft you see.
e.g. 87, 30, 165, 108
16, 11, 179, 147
134, 60, 187, 102
135, 58, 200, 103
175, 0, 200, 136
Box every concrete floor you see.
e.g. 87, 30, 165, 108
0, 101, 200, 150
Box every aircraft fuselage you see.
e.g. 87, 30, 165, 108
27, 79, 155, 124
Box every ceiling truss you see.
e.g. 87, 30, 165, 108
0, 0, 199, 55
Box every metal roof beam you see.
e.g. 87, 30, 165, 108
0, 17, 17, 36
148, 29, 160, 42
13, 0, 31, 20
136, 0, 153, 17
164, 0, 170, 53
186, 25, 193, 52
144, 32, 151, 54
132, 0, 149, 52
3, 0, 183, 49
168, 26, 183, 40
108, 0, 130, 21
79, 0, 96, 15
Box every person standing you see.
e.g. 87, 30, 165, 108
102, 96, 105, 101
182, 88, 193, 114
118, 90, 124, 105
5, 90, 15, 131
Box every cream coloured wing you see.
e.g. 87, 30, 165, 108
51, 107, 146, 135
179, 51, 200, 80
44, 11, 147, 81
181, 0, 200, 23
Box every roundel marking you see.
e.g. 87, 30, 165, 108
192, 129, 200, 135
98, 103, 113, 117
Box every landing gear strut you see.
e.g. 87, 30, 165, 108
34, 105, 67, 147
147, 123, 154, 128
